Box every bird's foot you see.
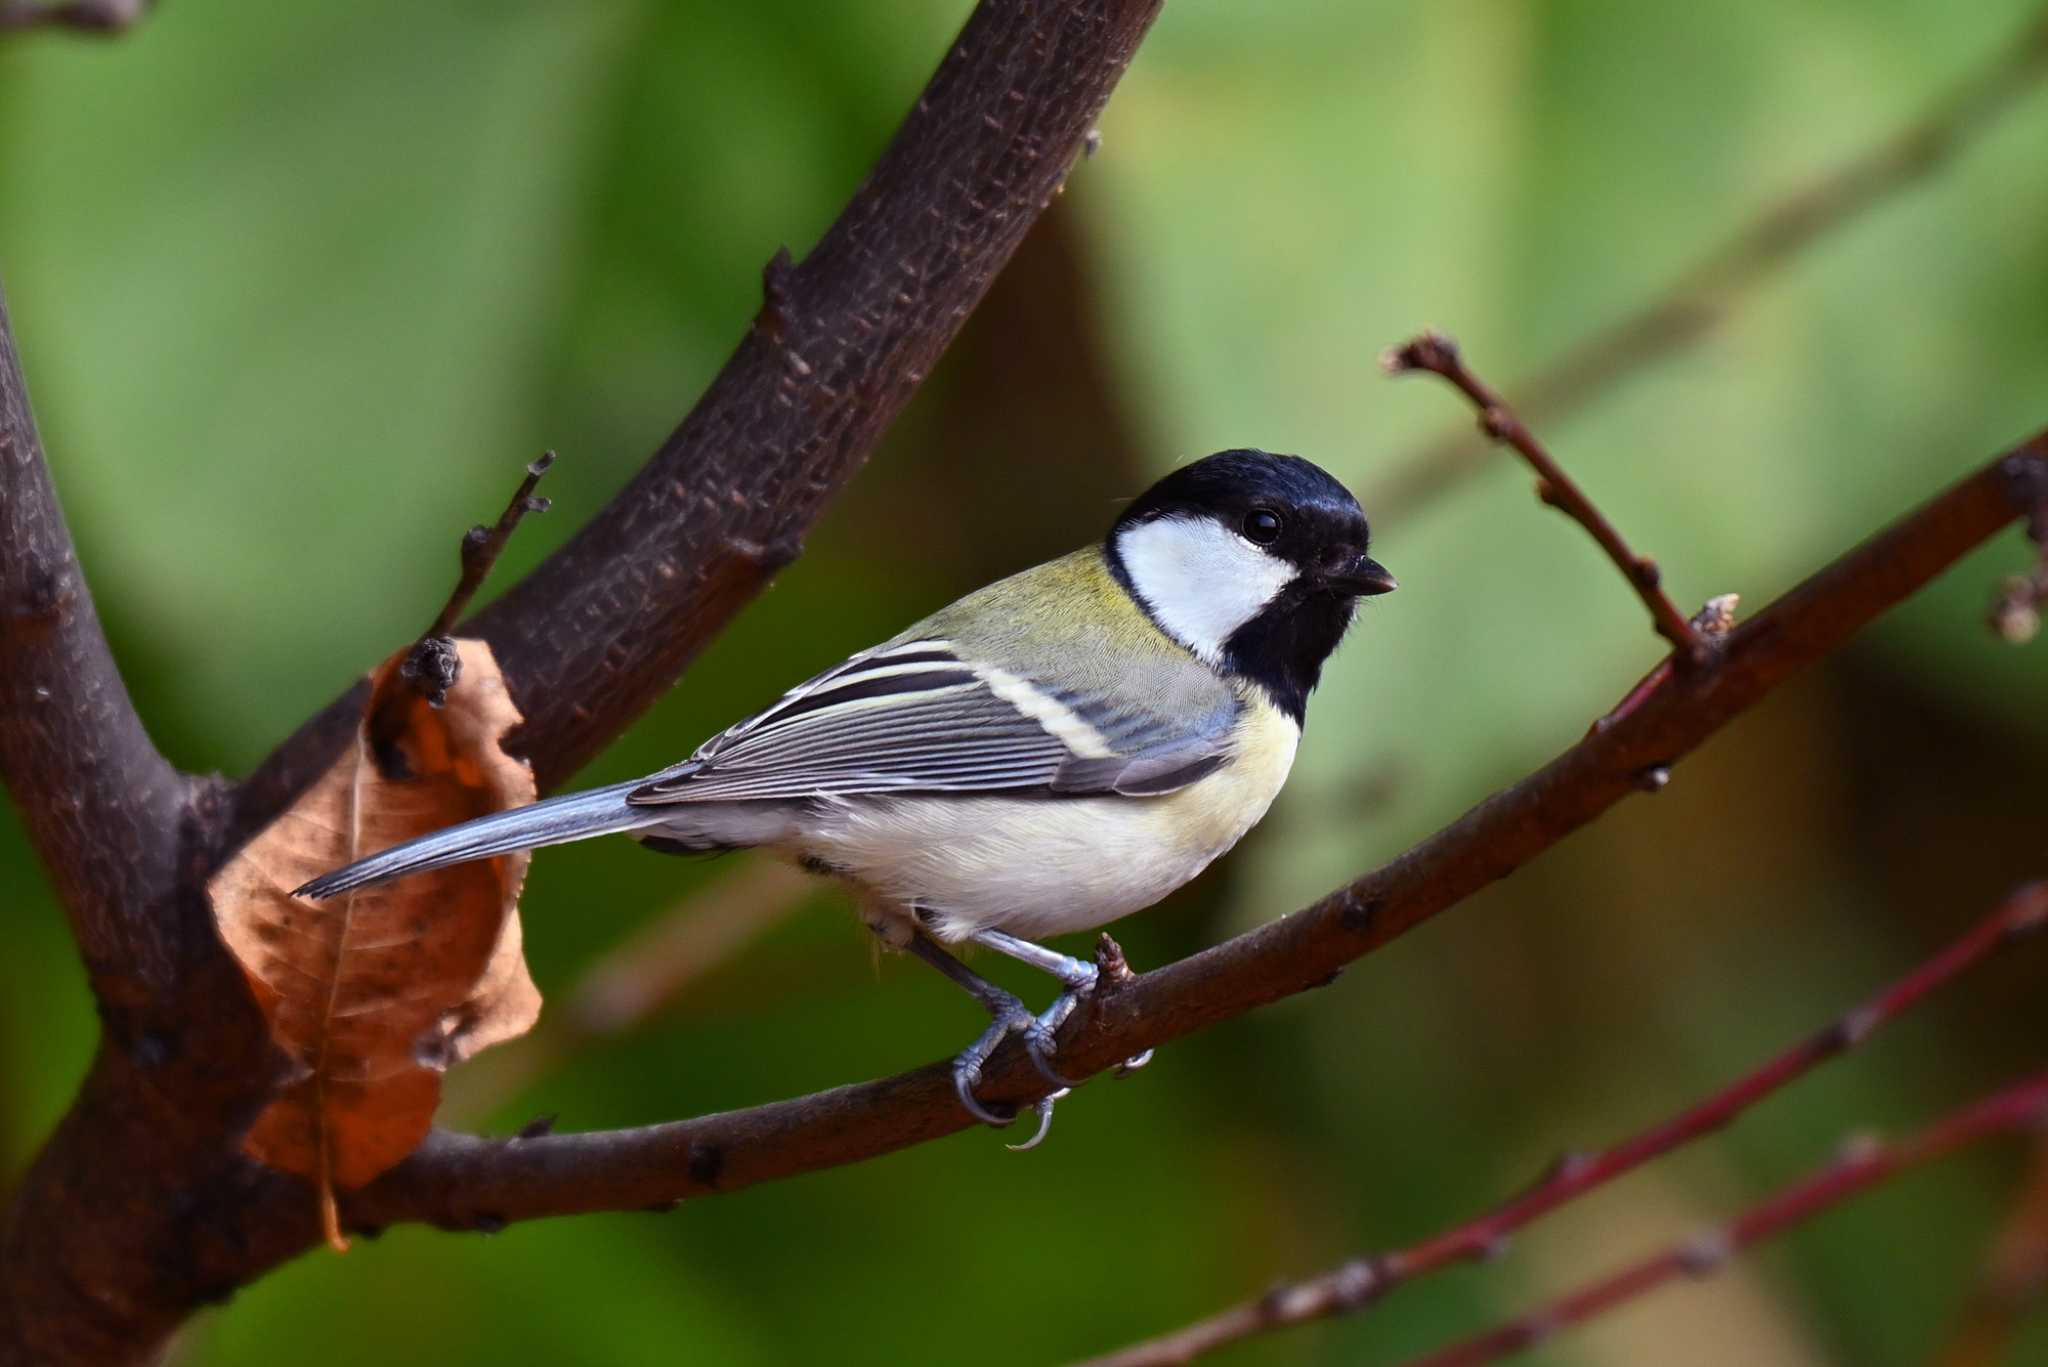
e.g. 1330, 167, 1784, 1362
1014, 956, 1152, 1089
950, 994, 1037, 1129
948, 995, 1072, 1147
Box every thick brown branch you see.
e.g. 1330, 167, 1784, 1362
347, 433, 2048, 1233
1368, 7, 2048, 524
1402, 1071, 2048, 1367
1076, 883, 2048, 1367
236, 0, 1166, 829
1384, 332, 1708, 662
0, 4, 1168, 1362
0, 288, 192, 994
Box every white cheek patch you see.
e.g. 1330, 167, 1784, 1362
1115, 516, 1296, 663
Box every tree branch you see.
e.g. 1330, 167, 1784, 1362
234, 0, 1166, 828
1401, 1071, 2048, 1367
0, 288, 193, 996
1075, 883, 2048, 1367
1366, 6, 2048, 525
1383, 332, 1708, 663
0, 4, 1169, 1361
346, 432, 2048, 1233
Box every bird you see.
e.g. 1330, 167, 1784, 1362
296, 449, 1395, 1145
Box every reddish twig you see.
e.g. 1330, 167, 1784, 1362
1074, 883, 2048, 1367
1593, 594, 1740, 736
1368, 7, 2048, 525
1403, 1071, 2048, 1367
1383, 332, 1709, 665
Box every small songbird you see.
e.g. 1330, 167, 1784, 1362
298, 450, 1394, 1143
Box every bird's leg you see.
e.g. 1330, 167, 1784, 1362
969, 929, 1152, 1089
899, 931, 1064, 1145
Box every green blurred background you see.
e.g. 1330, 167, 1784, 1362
4, 1, 2046, 1363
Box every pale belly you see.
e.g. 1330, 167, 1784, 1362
797, 707, 1300, 943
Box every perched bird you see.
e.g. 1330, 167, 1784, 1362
297, 450, 1394, 1143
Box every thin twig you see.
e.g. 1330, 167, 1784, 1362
1384, 332, 1709, 663
1074, 883, 2048, 1367
1368, 6, 2048, 525
393, 453, 556, 710
425, 451, 555, 641
1592, 594, 1740, 737
1401, 1071, 2048, 1367
344, 435, 2048, 1235
1932, 1136, 2048, 1367
0, 0, 149, 33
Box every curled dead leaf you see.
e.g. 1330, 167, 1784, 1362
211, 638, 541, 1249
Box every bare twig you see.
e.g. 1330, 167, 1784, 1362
1932, 1137, 2048, 1367
344, 435, 2048, 1235
1074, 883, 2048, 1367
425, 451, 555, 642
1384, 332, 1708, 663
0, 0, 149, 34
1369, 7, 2048, 525
391, 453, 557, 711
1592, 594, 1739, 736
1401, 1072, 2048, 1367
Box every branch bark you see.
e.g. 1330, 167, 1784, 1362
0, 3, 1166, 1361
235, 0, 1163, 823
345, 433, 2048, 1232
0, 289, 194, 999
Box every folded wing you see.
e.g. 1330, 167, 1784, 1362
628, 638, 1238, 806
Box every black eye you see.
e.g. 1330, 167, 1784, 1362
1242, 508, 1283, 545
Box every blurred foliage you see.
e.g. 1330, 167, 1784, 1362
3, 1, 2047, 1364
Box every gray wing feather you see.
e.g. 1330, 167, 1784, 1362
628, 639, 1238, 806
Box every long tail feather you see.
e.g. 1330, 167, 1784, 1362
292, 779, 656, 899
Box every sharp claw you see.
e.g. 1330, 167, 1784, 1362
1115, 1048, 1155, 1077
1005, 1088, 1068, 1151
953, 1062, 1017, 1128
1025, 1026, 1081, 1090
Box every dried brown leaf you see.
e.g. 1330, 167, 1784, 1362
211, 638, 540, 1248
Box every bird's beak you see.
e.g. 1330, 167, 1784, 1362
1326, 553, 1398, 597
